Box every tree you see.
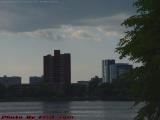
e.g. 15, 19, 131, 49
116, 0, 160, 120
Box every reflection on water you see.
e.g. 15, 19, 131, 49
42, 102, 71, 115
0, 101, 140, 120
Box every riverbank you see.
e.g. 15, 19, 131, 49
0, 96, 134, 102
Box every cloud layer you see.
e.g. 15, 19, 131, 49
0, 0, 134, 32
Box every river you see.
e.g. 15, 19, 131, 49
0, 101, 141, 120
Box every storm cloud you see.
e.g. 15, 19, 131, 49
0, 0, 135, 32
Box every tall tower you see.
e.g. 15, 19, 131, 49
102, 59, 115, 83
43, 50, 71, 84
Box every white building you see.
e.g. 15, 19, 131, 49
102, 59, 115, 83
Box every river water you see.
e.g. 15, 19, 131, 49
0, 101, 141, 120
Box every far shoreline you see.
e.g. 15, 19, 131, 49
0, 97, 135, 102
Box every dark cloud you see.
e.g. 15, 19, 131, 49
0, 0, 135, 32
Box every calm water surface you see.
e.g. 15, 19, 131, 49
0, 101, 141, 120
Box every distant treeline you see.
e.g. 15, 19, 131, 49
0, 77, 134, 101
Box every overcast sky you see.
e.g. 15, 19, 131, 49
0, 0, 135, 83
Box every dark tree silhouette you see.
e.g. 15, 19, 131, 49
116, 0, 160, 120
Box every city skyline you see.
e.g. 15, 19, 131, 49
0, 55, 133, 84
0, 0, 136, 83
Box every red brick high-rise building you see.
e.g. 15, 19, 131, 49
43, 50, 71, 84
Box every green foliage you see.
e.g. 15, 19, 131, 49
116, 0, 160, 119
0, 84, 6, 98
88, 76, 102, 96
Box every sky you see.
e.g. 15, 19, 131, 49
0, 0, 136, 83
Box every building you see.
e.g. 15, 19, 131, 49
110, 63, 133, 83
43, 50, 71, 84
0, 75, 21, 87
29, 76, 43, 85
102, 59, 133, 84
77, 81, 89, 86
90, 76, 102, 86
102, 59, 115, 83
